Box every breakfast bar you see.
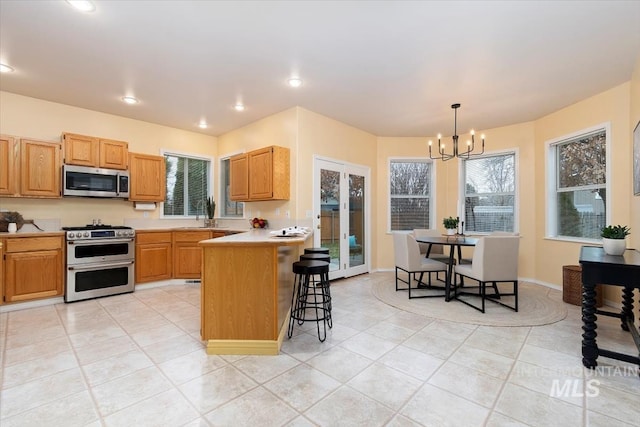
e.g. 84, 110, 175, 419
199, 229, 311, 355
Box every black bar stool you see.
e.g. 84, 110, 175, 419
300, 253, 332, 317
288, 260, 332, 342
304, 247, 330, 255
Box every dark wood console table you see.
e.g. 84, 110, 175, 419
579, 246, 640, 371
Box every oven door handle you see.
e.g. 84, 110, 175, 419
68, 260, 135, 271
67, 238, 134, 245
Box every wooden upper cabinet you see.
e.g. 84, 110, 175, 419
62, 132, 128, 170
0, 135, 19, 196
230, 146, 290, 201
128, 152, 166, 202
99, 138, 128, 169
62, 133, 99, 167
229, 153, 249, 201
20, 139, 62, 198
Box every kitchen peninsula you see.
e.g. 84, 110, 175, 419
199, 229, 311, 355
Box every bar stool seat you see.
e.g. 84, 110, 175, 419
300, 253, 330, 262
288, 260, 332, 342
299, 253, 332, 311
304, 247, 330, 255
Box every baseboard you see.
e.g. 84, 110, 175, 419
205, 311, 291, 355
0, 296, 64, 313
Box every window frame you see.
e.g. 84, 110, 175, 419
387, 157, 436, 232
545, 123, 611, 243
458, 148, 519, 235
159, 149, 214, 219
219, 153, 245, 219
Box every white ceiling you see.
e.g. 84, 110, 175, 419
1, 1, 639, 138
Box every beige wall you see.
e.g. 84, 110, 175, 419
629, 56, 640, 327
630, 56, 640, 249
296, 108, 378, 213
217, 106, 379, 260
375, 122, 537, 278
216, 107, 299, 222
534, 83, 632, 290
2, 69, 638, 283
0, 91, 217, 227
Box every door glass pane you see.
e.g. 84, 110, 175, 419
320, 168, 340, 271
349, 173, 365, 267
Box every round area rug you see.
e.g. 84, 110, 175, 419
371, 272, 567, 326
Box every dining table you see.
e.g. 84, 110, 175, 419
415, 235, 478, 301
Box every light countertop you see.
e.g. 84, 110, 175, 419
199, 228, 312, 246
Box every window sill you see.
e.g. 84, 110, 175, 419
544, 236, 602, 245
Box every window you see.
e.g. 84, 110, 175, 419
548, 127, 608, 240
163, 152, 211, 217
462, 152, 517, 233
220, 156, 243, 217
389, 159, 432, 231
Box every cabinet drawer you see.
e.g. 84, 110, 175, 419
4, 236, 63, 253
173, 231, 211, 243
136, 232, 172, 244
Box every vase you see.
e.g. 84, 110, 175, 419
446, 228, 456, 236
602, 238, 626, 256
7, 222, 17, 233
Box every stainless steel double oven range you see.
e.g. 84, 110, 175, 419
63, 224, 135, 303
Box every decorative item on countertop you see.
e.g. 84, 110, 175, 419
0, 211, 45, 232
600, 224, 630, 256
443, 216, 460, 236
0, 211, 24, 233
205, 197, 216, 227
269, 226, 311, 237
250, 217, 268, 228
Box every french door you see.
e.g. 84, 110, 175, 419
314, 157, 370, 279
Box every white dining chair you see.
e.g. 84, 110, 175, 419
393, 232, 449, 299
453, 235, 520, 313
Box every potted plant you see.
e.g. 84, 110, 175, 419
601, 224, 630, 256
443, 216, 459, 235
205, 197, 216, 227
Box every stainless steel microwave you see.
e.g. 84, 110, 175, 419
62, 164, 130, 198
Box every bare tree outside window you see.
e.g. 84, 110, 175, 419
464, 153, 516, 232
389, 160, 431, 230
555, 130, 606, 238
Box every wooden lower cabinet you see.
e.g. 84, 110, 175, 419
173, 230, 211, 279
3, 236, 64, 302
173, 230, 226, 279
135, 231, 172, 283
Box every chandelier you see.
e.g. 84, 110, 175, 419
428, 103, 485, 161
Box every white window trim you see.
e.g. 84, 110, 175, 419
219, 152, 245, 219
387, 156, 436, 233
457, 148, 520, 235
159, 149, 214, 219
544, 122, 611, 242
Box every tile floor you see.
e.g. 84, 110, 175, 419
0, 272, 639, 427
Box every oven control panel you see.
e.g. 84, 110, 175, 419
66, 229, 135, 241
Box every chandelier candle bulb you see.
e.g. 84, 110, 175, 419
429, 103, 486, 161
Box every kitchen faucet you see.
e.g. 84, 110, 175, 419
195, 199, 204, 222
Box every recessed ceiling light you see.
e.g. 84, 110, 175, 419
288, 78, 303, 88
234, 103, 245, 112
198, 121, 208, 129
66, 0, 95, 12
0, 63, 14, 73
122, 96, 139, 105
